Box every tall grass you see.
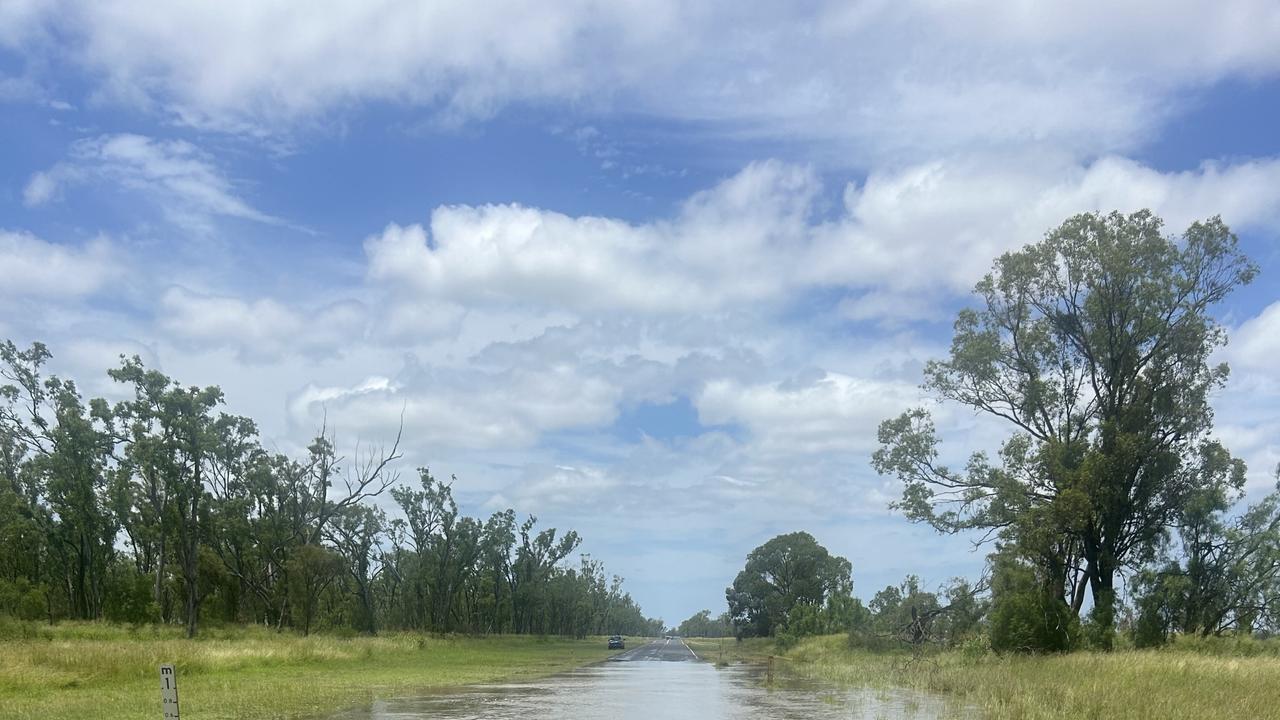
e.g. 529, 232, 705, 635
0, 622, 622, 720
778, 634, 1280, 720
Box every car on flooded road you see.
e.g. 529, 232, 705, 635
608, 635, 625, 649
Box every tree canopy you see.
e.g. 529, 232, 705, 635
726, 531, 852, 638
874, 210, 1261, 649
0, 340, 661, 638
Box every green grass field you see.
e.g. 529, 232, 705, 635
0, 623, 634, 720
773, 634, 1280, 720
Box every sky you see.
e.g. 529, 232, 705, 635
1, 0, 1279, 625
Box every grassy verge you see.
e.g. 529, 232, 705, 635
0, 623, 629, 720
778, 634, 1280, 720
682, 636, 774, 665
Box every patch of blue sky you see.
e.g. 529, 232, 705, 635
610, 395, 708, 443
1136, 76, 1280, 172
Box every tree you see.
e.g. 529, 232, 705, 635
1, 342, 119, 621
874, 211, 1256, 647
480, 509, 516, 633
326, 503, 386, 634
1133, 468, 1280, 643
0, 337, 658, 639
677, 609, 733, 638
510, 515, 580, 634
110, 357, 225, 638
287, 544, 343, 636
726, 531, 852, 638
988, 551, 1079, 653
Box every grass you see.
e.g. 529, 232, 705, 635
9, 623, 1274, 720
774, 634, 1280, 720
682, 636, 774, 665
0, 622, 630, 720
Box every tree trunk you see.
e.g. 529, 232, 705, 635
185, 574, 198, 639
1088, 557, 1117, 650
155, 536, 168, 623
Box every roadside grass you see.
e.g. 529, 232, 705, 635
682, 636, 774, 665
779, 634, 1280, 720
0, 622, 628, 720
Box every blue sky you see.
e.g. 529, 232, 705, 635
2, 1, 1279, 625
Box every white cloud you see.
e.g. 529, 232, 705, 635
157, 286, 367, 362
364, 160, 816, 314
1230, 301, 1280, 377
0, 231, 120, 299
1219, 302, 1280, 490
287, 361, 622, 450
22, 170, 60, 206
24, 134, 282, 233
5, 0, 1277, 626
5, 1, 1279, 157
805, 154, 1280, 300
696, 371, 923, 456
500, 464, 623, 511
365, 155, 1280, 323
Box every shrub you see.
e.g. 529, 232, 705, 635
0, 578, 47, 621
102, 562, 157, 624
988, 558, 1079, 653
0, 614, 52, 640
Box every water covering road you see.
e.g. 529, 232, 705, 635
332, 638, 969, 720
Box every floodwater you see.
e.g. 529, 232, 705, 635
331, 645, 971, 720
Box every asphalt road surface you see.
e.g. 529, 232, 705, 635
608, 637, 698, 662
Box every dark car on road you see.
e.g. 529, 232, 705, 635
608, 635, 625, 649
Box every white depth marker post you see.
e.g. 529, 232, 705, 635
160, 664, 180, 719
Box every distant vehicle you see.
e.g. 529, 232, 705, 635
608, 635, 625, 649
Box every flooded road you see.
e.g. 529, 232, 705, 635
333, 640, 970, 720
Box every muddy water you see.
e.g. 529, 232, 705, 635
331, 660, 971, 720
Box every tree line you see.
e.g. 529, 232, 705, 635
692, 212, 1279, 653
0, 344, 661, 638
687, 530, 983, 651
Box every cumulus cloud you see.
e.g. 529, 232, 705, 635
1230, 301, 1280, 378
499, 464, 623, 511
696, 371, 923, 456
364, 160, 816, 314
6, 1, 1277, 625
286, 361, 622, 450
157, 286, 366, 362
803, 154, 1280, 302
24, 134, 283, 234
5, 1, 1279, 157
0, 231, 121, 299
365, 155, 1280, 322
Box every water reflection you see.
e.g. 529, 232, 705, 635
332, 661, 969, 719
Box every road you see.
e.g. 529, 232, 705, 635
608, 637, 698, 662
331, 637, 967, 719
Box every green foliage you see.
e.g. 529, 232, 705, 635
726, 531, 853, 638
287, 544, 343, 636
0, 578, 46, 621
0, 339, 658, 640
874, 211, 1258, 646
988, 554, 1079, 653
1131, 469, 1280, 647
101, 559, 156, 624
849, 575, 985, 652
0, 614, 52, 640
676, 608, 733, 637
